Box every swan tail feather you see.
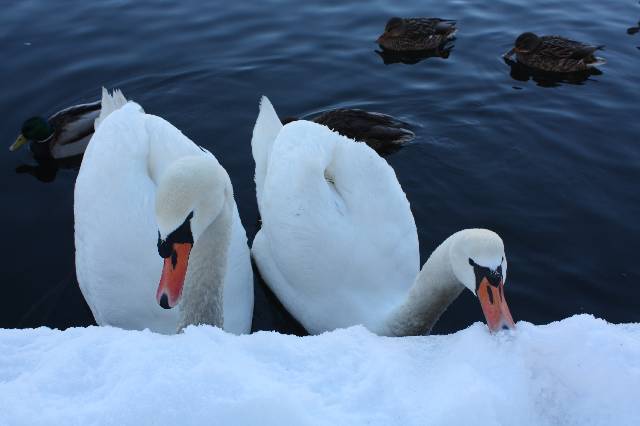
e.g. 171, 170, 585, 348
94, 87, 133, 130
252, 96, 283, 207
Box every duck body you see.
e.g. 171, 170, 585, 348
314, 109, 414, 154
75, 89, 253, 334
11, 100, 101, 161
251, 97, 515, 336
283, 109, 414, 155
507, 33, 605, 73
377, 17, 457, 51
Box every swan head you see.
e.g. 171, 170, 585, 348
154, 155, 232, 309
449, 229, 515, 333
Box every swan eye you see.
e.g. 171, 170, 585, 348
468, 258, 477, 267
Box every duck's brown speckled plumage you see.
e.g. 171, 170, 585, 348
282, 109, 415, 155
313, 109, 414, 154
509, 33, 605, 73
377, 17, 457, 52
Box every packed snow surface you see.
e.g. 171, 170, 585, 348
1, 315, 639, 426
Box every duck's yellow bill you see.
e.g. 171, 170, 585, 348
10, 134, 28, 152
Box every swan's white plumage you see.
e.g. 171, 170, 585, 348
251, 99, 419, 334
252, 96, 283, 208
94, 87, 129, 130
75, 91, 253, 334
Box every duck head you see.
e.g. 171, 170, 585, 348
10, 117, 53, 152
514, 32, 542, 53
504, 32, 542, 58
376, 17, 406, 45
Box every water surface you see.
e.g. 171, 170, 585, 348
1, 0, 639, 333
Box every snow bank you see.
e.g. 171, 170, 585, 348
0, 315, 638, 426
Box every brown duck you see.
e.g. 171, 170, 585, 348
505, 32, 605, 73
282, 109, 415, 155
376, 17, 457, 51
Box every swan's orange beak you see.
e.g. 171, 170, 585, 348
477, 278, 515, 333
156, 242, 192, 309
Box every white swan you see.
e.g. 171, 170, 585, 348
251, 97, 514, 336
74, 89, 253, 334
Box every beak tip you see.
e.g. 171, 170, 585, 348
488, 323, 515, 334
158, 293, 172, 309
10, 135, 28, 152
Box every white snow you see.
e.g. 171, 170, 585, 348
1, 315, 639, 426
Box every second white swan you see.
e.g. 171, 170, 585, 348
251, 97, 514, 336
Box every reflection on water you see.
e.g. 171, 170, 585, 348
504, 57, 602, 87
375, 44, 453, 65
15, 155, 83, 183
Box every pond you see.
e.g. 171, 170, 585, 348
1, 0, 639, 333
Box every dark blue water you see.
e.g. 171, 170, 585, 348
1, 0, 639, 333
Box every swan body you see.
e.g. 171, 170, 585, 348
74, 89, 253, 334
251, 97, 514, 336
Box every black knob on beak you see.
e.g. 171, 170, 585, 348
159, 293, 171, 309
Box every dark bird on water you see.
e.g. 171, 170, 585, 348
10, 100, 101, 161
282, 109, 415, 155
504, 32, 605, 73
376, 17, 457, 52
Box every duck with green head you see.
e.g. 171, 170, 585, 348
10, 99, 101, 161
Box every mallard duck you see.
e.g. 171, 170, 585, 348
504, 32, 605, 73
282, 109, 415, 155
10, 99, 101, 161
376, 17, 457, 52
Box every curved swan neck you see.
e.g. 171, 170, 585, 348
176, 193, 233, 332
381, 235, 464, 336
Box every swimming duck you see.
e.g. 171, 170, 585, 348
504, 32, 605, 73
282, 109, 414, 155
376, 17, 457, 51
10, 99, 101, 161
